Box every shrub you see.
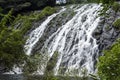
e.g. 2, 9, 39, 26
0, 8, 28, 72
97, 39, 120, 80
44, 51, 58, 75
112, 2, 120, 12
36, 6, 57, 20
99, 4, 110, 16
98, 0, 115, 16
0, 6, 57, 72
113, 18, 120, 29
99, 0, 115, 4
0, 29, 26, 71
12, 6, 57, 35
0, 9, 14, 28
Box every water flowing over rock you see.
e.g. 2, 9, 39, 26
25, 4, 102, 76
24, 7, 66, 55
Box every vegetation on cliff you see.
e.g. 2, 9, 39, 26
13, 6, 57, 35
97, 0, 120, 80
0, 9, 26, 72
0, 6, 57, 73
1, 0, 120, 80
98, 39, 120, 80
113, 18, 120, 29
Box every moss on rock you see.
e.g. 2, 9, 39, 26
113, 18, 120, 29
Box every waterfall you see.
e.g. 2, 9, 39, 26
24, 7, 66, 55
25, 4, 101, 76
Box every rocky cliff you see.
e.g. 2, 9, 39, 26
93, 8, 120, 56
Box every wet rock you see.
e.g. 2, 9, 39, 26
31, 7, 76, 54
93, 8, 120, 54
102, 33, 112, 39
81, 14, 87, 22
79, 59, 86, 66
89, 38, 93, 43
93, 27, 102, 40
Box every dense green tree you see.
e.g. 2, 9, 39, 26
0, 5, 57, 73
0, 9, 26, 72
97, 39, 120, 80
0, 29, 26, 70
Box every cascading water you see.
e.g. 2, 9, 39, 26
25, 4, 101, 76
24, 7, 66, 55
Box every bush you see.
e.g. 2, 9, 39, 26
23, 54, 42, 74
97, 39, 120, 80
36, 6, 57, 20
113, 18, 120, 29
98, 0, 115, 16
12, 6, 57, 35
0, 6, 57, 72
112, 2, 120, 12
0, 8, 28, 72
99, 0, 115, 4
44, 51, 58, 75
0, 28, 26, 71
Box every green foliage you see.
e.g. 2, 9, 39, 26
27, 75, 91, 80
0, 28, 26, 70
86, 0, 99, 3
0, 8, 27, 71
43, 76, 59, 80
98, 39, 120, 80
99, 0, 120, 16
112, 2, 120, 12
41, 7, 57, 16
98, 0, 117, 16
0, 5, 57, 73
44, 51, 58, 75
0, 9, 14, 28
99, 0, 115, 4
113, 18, 120, 29
13, 6, 57, 35
34, 6, 57, 21
23, 54, 42, 74
43, 51, 59, 80
99, 4, 110, 16
0, 6, 3, 12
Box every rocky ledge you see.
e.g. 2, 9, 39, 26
93, 8, 120, 56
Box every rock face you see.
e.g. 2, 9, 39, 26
93, 9, 120, 55
30, 6, 120, 56
31, 7, 76, 54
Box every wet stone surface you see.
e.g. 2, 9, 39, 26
92, 9, 120, 56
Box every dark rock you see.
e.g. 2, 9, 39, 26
92, 27, 102, 40
81, 14, 87, 22
79, 59, 86, 66
93, 8, 120, 57
31, 8, 76, 54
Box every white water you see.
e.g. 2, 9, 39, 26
24, 7, 66, 55
25, 4, 101, 76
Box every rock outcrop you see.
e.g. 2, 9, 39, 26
93, 8, 120, 56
